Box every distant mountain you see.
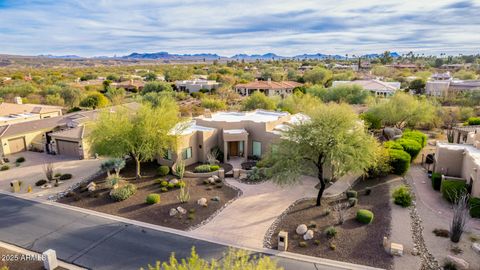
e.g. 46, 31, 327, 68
38, 54, 82, 59
123, 52, 223, 60
293, 53, 345, 60
361, 52, 400, 59
231, 53, 284, 60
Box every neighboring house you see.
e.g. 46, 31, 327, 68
440, 63, 472, 70
112, 80, 145, 92
158, 110, 308, 167
332, 79, 401, 96
175, 79, 220, 93
0, 102, 140, 159
234, 79, 303, 97
0, 100, 63, 125
330, 63, 359, 71
431, 71, 452, 81
426, 80, 480, 96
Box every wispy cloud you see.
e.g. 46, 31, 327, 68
0, 0, 478, 56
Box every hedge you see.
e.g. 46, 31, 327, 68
194, 164, 211, 173
431, 172, 442, 191
392, 185, 412, 207
146, 193, 161, 204
470, 197, 480, 218
157, 166, 170, 176
440, 179, 467, 203
356, 209, 374, 224
210, 165, 220, 171
384, 141, 403, 150
402, 130, 427, 147
396, 138, 422, 160
466, 117, 480, 126
387, 149, 411, 175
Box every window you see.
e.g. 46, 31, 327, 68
239, 141, 244, 154
252, 141, 262, 158
182, 147, 192, 159
163, 149, 172, 160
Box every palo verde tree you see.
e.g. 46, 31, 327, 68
265, 103, 378, 206
89, 97, 180, 180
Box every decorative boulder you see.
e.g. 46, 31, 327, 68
169, 179, 179, 185
177, 206, 187, 215
211, 196, 220, 202
169, 208, 178, 216
303, 230, 314, 240
208, 177, 215, 184
383, 127, 403, 140
87, 182, 97, 192
296, 224, 308, 235
197, 198, 208, 207
212, 175, 219, 180
445, 255, 469, 270
472, 242, 480, 254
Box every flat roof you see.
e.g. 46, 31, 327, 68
223, 129, 247, 135
198, 110, 289, 123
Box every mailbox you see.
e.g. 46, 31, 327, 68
278, 231, 288, 251
43, 249, 58, 270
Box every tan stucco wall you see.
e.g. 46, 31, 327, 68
434, 147, 464, 177
0, 130, 48, 156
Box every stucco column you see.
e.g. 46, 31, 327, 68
243, 139, 248, 161
223, 141, 228, 163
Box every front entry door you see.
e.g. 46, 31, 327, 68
229, 141, 239, 156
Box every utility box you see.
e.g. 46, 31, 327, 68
42, 249, 58, 270
10, 180, 20, 193
218, 169, 225, 180
278, 231, 288, 251
233, 169, 240, 179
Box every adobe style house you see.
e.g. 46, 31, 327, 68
434, 128, 480, 197
426, 79, 480, 96
175, 79, 220, 93
158, 110, 308, 167
234, 79, 303, 98
0, 100, 63, 125
332, 79, 400, 96
111, 80, 145, 92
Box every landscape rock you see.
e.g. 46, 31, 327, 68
169, 208, 178, 216
445, 255, 469, 270
197, 197, 208, 207
169, 179, 179, 185
177, 206, 187, 215
303, 230, 314, 240
383, 127, 402, 140
472, 242, 480, 254
296, 224, 308, 235
208, 177, 215, 184
212, 175, 219, 180
211, 196, 220, 202
87, 182, 97, 192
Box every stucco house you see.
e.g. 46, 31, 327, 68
426, 80, 480, 96
0, 100, 63, 126
434, 129, 480, 197
332, 79, 401, 96
175, 79, 220, 93
234, 79, 303, 98
158, 110, 308, 167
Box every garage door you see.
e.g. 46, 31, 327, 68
8, 137, 26, 153
56, 140, 79, 157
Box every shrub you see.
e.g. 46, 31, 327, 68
365, 187, 372, 195
210, 165, 220, 171
431, 172, 442, 191
324, 226, 337, 238
157, 166, 170, 176
392, 185, 412, 207
432, 228, 449, 238
298, 241, 307, 247
54, 173, 62, 177
360, 111, 381, 129
384, 141, 403, 150
346, 190, 358, 198
1, 165, 9, 171
469, 197, 480, 218
443, 261, 458, 270
175, 180, 186, 188
59, 173, 73, 180
194, 164, 211, 173
356, 209, 374, 224
402, 130, 427, 147
15, 157, 25, 163
466, 116, 480, 126
35, 179, 47, 186
396, 138, 422, 160
110, 184, 137, 201
387, 149, 411, 175
167, 183, 175, 189
329, 243, 336, 250
160, 180, 169, 187
348, 197, 358, 207
160, 187, 168, 192
441, 179, 467, 203
146, 193, 161, 204
187, 213, 195, 220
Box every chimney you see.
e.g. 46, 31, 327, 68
14, 96, 22, 104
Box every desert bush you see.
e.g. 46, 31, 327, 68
441, 179, 467, 203
16, 157, 25, 163
167, 183, 175, 189
298, 241, 307, 247
1, 165, 9, 171
146, 193, 161, 204
443, 261, 457, 270
384, 141, 403, 150
450, 194, 469, 243
35, 179, 47, 186
194, 164, 211, 173
402, 130, 427, 147
175, 180, 186, 188
247, 167, 265, 182
157, 165, 170, 176
160, 180, 168, 187
346, 190, 358, 198
110, 184, 137, 201
210, 165, 220, 171
387, 149, 411, 175
324, 226, 337, 238
59, 173, 73, 180
466, 116, 480, 125
356, 209, 374, 224
396, 138, 422, 160
431, 172, 442, 191
392, 185, 412, 207
348, 197, 358, 207
177, 187, 190, 203
160, 187, 168, 192
470, 197, 480, 218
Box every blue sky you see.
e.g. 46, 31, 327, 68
0, 0, 479, 57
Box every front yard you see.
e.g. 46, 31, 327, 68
268, 176, 393, 269
58, 161, 240, 230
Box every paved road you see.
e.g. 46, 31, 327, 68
0, 194, 357, 270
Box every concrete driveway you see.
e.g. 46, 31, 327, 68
0, 152, 103, 200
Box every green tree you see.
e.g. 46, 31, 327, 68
144, 72, 157, 81
303, 67, 332, 86
277, 92, 322, 114
45, 93, 65, 106
379, 51, 393, 64
105, 87, 126, 105
367, 92, 439, 128
242, 92, 277, 111
60, 86, 82, 107
308, 84, 370, 104
454, 69, 477, 80
142, 82, 173, 94
201, 97, 227, 111
80, 92, 109, 109
89, 99, 180, 180
409, 78, 426, 93
164, 67, 192, 81
264, 103, 378, 206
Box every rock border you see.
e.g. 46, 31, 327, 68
187, 177, 243, 231
49, 170, 104, 201
263, 197, 315, 248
